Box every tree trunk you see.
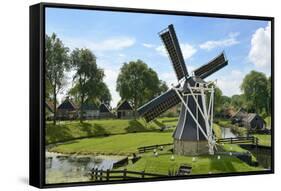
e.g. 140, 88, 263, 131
133, 97, 137, 119
53, 85, 57, 125
80, 94, 84, 123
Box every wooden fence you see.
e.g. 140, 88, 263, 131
137, 143, 173, 153
89, 168, 167, 181
217, 136, 259, 145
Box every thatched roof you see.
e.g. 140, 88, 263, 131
99, 103, 111, 113
116, 100, 133, 111
57, 98, 77, 111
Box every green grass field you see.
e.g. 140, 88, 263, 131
253, 134, 271, 146
49, 132, 173, 155
46, 118, 169, 144
264, 116, 271, 129
120, 151, 263, 175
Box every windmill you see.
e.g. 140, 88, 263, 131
137, 24, 228, 155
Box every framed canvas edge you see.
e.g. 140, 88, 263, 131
29, 2, 275, 189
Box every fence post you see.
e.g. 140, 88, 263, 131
141, 171, 145, 178
230, 137, 232, 144
100, 170, 103, 181
123, 169, 127, 180
106, 169, 110, 181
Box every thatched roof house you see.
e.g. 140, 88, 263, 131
57, 97, 78, 120
116, 100, 134, 119
231, 108, 265, 130
99, 103, 112, 118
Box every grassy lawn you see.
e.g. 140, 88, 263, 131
216, 118, 232, 127
213, 123, 222, 139
46, 118, 167, 144
264, 116, 271, 129
49, 132, 173, 155
158, 117, 178, 127
253, 134, 271, 146
120, 151, 263, 175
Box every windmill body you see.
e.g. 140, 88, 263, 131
138, 24, 228, 155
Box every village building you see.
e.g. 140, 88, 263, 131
80, 103, 99, 119
116, 100, 134, 119
57, 97, 78, 120
99, 103, 112, 118
231, 108, 266, 130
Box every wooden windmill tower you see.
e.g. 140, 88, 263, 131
138, 24, 228, 155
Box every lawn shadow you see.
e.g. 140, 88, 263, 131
126, 120, 148, 133
46, 123, 74, 144
80, 122, 108, 136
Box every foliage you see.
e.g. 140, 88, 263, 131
231, 94, 245, 110
267, 76, 272, 114
45, 33, 70, 124
116, 60, 167, 115
241, 71, 268, 113
70, 48, 108, 122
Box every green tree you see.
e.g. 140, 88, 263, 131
267, 76, 271, 115
240, 71, 268, 113
116, 60, 166, 117
45, 33, 69, 125
70, 48, 105, 123
231, 94, 245, 109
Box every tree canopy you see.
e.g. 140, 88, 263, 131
116, 60, 168, 115
240, 71, 268, 113
70, 48, 108, 122
45, 33, 70, 124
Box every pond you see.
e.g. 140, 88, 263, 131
46, 152, 124, 184
220, 127, 236, 138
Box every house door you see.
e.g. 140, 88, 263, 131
117, 112, 121, 118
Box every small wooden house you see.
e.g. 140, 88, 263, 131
80, 103, 99, 119
99, 103, 112, 118
116, 100, 134, 119
231, 108, 265, 130
57, 98, 78, 120
242, 113, 266, 130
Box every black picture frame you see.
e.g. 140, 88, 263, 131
30, 2, 274, 188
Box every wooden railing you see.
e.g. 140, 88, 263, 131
217, 136, 259, 145
89, 168, 166, 181
137, 143, 173, 153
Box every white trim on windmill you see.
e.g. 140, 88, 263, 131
137, 24, 228, 155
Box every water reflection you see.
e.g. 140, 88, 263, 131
46, 152, 123, 184
221, 127, 236, 138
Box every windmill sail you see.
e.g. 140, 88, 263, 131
138, 89, 181, 122
193, 52, 228, 79
159, 24, 188, 81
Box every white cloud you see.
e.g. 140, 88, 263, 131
159, 72, 178, 88
63, 36, 135, 53
104, 68, 121, 107
142, 43, 154, 48
199, 33, 239, 51
215, 70, 244, 96
248, 22, 271, 68
155, 43, 197, 60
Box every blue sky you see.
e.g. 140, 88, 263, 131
46, 8, 271, 107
